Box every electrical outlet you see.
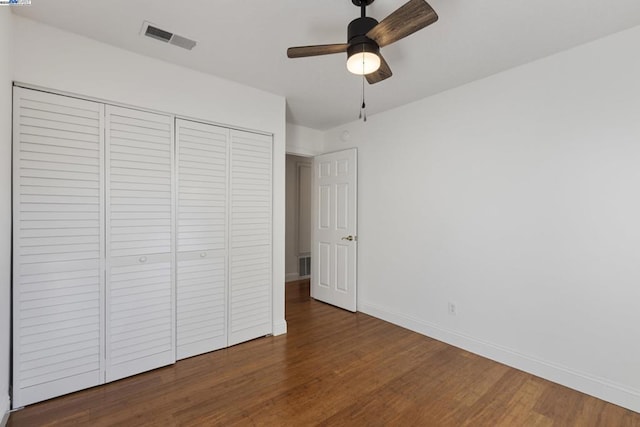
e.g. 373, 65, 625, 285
448, 302, 457, 316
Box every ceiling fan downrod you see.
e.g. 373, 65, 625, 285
352, 0, 374, 18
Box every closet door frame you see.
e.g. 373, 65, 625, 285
12, 84, 276, 406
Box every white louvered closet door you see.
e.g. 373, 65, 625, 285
229, 130, 273, 346
12, 88, 105, 407
175, 119, 229, 359
105, 106, 176, 382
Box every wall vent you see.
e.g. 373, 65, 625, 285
141, 21, 197, 50
298, 256, 311, 277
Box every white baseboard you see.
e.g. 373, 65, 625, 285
286, 273, 311, 282
273, 319, 287, 336
285, 273, 299, 282
1, 394, 10, 427
360, 301, 640, 413
285, 273, 310, 283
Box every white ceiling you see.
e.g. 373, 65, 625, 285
14, 0, 640, 130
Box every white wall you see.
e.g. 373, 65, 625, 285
0, 8, 12, 424
11, 15, 287, 339
286, 123, 324, 156
324, 25, 640, 412
285, 155, 312, 281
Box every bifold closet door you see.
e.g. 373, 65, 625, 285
105, 106, 175, 382
12, 87, 105, 407
175, 119, 228, 359
229, 130, 273, 346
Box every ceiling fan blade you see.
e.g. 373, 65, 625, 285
287, 43, 349, 58
366, 54, 392, 84
366, 0, 438, 48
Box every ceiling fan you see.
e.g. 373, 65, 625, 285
287, 0, 439, 84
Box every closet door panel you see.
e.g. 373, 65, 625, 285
176, 253, 227, 359
105, 106, 175, 382
176, 119, 228, 359
106, 256, 173, 381
13, 87, 105, 407
229, 130, 273, 346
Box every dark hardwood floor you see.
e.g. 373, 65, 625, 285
9, 280, 640, 426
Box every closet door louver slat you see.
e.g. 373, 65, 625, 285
229, 130, 273, 346
105, 106, 176, 382
176, 119, 228, 359
12, 87, 105, 407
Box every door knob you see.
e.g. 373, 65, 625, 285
341, 235, 355, 241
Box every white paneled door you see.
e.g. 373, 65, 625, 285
229, 130, 273, 346
312, 149, 358, 312
12, 88, 105, 407
176, 119, 229, 359
105, 105, 176, 382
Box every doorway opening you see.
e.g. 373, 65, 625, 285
285, 154, 312, 292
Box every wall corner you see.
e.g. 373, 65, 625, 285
1, 394, 10, 427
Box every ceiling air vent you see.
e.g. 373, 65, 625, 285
169, 34, 197, 51
141, 21, 197, 50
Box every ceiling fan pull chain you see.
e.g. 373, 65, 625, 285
358, 73, 364, 120
361, 74, 367, 122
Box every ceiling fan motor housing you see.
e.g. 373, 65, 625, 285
347, 16, 380, 56
348, 17, 378, 41
351, 0, 375, 6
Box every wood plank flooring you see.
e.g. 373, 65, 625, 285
9, 280, 640, 426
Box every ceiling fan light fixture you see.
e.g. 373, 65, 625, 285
346, 43, 380, 75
